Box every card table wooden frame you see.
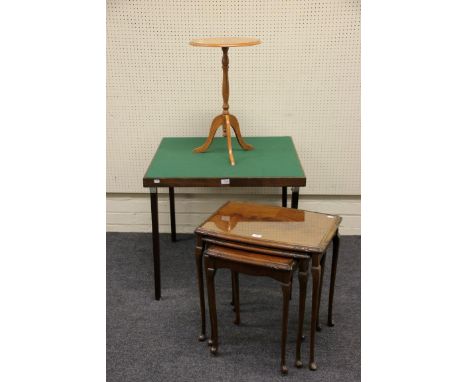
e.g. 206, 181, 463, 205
143, 136, 306, 301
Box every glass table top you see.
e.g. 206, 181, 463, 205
196, 201, 341, 253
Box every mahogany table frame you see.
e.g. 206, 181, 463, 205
203, 244, 298, 375
194, 222, 340, 370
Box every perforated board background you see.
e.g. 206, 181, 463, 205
107, 0, 360, 194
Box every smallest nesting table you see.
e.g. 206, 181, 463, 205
194, 201, 342, 370
204, 244, 297, 374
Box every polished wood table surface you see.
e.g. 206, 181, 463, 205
189, 37, 261, 47
189, 37, 261, 165
194, 201, 341, 371
143, 137, 306, 300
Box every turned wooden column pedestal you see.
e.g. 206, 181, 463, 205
189, 37, 261, 166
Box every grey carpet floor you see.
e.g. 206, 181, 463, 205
107, 233, 360, 382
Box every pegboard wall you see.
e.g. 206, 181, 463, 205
107, 0, 360, 195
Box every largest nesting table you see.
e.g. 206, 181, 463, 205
143, 136, 306, 300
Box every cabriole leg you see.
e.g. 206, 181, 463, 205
280, 281, 292, 375
205, 262, 218, 355
295, 259, 309, 368
194, 236, 206, 341
309, 261, 321, 371
232, 271, 240, 325
316, 252, 327, 331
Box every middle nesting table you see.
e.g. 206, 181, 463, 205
194, 201, 341, 370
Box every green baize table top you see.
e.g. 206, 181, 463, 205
143, 137, 305, 182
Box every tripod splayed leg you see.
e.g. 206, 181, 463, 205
194, 47, 253, 166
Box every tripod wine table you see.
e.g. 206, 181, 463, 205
189, 37, 261, 166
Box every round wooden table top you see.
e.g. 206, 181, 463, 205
189, 37, 261, 48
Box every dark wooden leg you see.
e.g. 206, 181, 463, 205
280, 282, 291, 375
328, 232, 340, 327
309, 260, 321, 370
205, 263, 218, 355
291, 187, 300, 209
233, 271, 240, 325
282, 186, 287, 207
230, 271, 235, 307
316, 252, 327, 331
169, 187, 176, 242
194, 236, 206, 341
295, 259, 309, 368
150, 189, 161, 300
289, 274, 293, 300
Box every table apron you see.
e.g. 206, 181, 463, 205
202, 237, 311, 260
143, 178, 306, 188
